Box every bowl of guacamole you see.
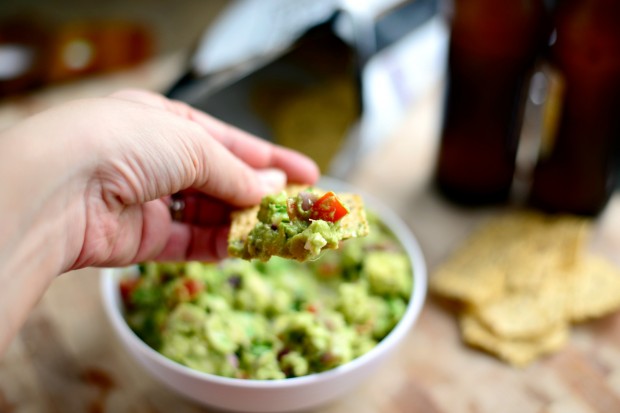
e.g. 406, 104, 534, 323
101, 177, 427, 413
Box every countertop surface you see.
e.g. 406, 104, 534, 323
2, 34, 620, 413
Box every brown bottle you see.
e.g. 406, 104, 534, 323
435, 0, 550, 204
528, 0, 620, 216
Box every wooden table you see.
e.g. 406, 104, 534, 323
2, 54, 620, 413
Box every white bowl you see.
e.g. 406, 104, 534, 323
100, 177, 427, 413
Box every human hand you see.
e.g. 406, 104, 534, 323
2, 88, 319, 273
0, 88, 320, 354
81, 89, 320, 268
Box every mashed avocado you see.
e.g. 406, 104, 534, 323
239, 190, 342, 261
228, 187, 369, 262
121, 213, 412, 380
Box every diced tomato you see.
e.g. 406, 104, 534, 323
310, 191, 349, 222
119, 278, 139, 306
306, 303, 318, 313
183, 279, 204, 300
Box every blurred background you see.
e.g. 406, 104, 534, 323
0, 0, 231, 121
1, 0, 619, 215
0, 0, 446, 178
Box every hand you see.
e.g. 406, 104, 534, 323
65, 89, 319, 269
0, 89, 319, 354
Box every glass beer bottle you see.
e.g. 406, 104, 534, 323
435, 0, 550, 204
528, 0, 620, 216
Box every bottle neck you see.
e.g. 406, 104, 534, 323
449, 0, 550, 59
551, 0, 620, 76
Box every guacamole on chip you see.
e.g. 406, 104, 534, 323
228, 186, 369, 262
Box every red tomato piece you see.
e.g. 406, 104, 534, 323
306, 303, 318, 313
183, 279, 204, 300
310, 191, 349, 222
119, 278, 139, 306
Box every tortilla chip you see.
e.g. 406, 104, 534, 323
228, 185, 368, 261
229, 206, 260, 247
460, 313, 569, 367
473, 289, 568, 340
430, 262, 505, 309
228, 185, 312, 252
430, 210, 620, 366
334, 193, 369, 239
430, 211, 591, 304
566, 255, 620, 322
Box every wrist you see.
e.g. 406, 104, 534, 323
2, 111, 92, 272
0, 106, 95, 353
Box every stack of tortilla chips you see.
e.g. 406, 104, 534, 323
430, 211, 620, 367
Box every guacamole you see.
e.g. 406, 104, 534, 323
228, 187, 369, 262
121, 213, 412, 380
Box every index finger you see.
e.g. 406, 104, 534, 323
192, 112, 321, 185
110, 89, 320, 184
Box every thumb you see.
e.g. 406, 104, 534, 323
255, 168, 288, 196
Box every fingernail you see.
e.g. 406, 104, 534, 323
257, 168, 286, 194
